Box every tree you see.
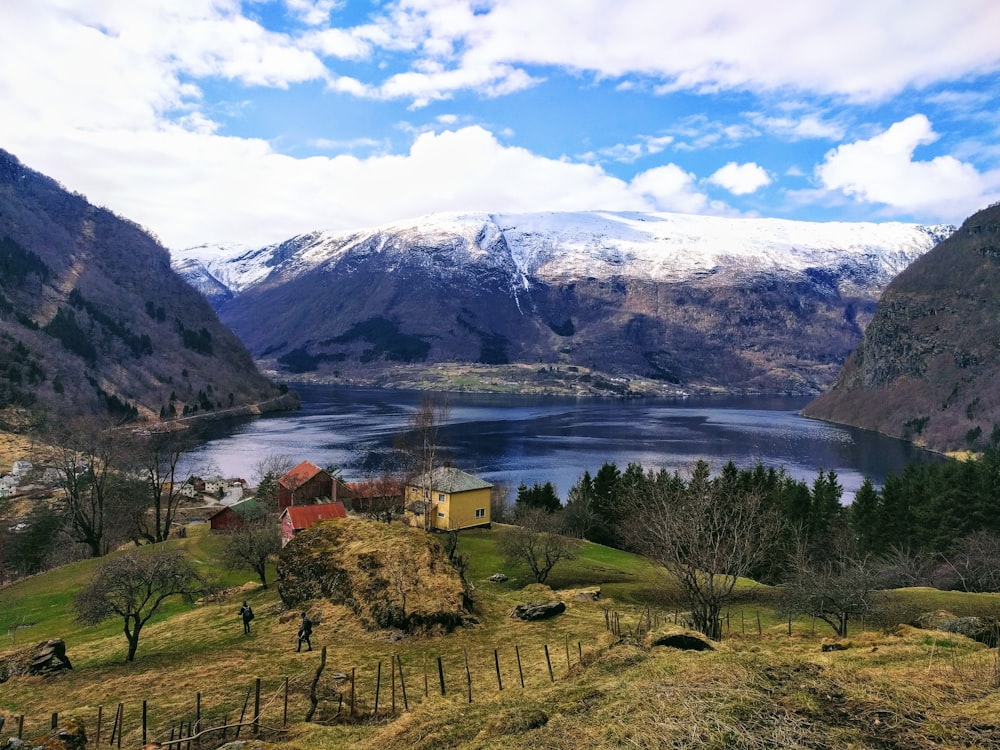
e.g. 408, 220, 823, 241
252, 454, 295, 514
621, 461, 782, 640
514, 481, 561, 514
221, 519, 282, 588
353, 472, 404, 523
396, 396, 450, 530
74, 549, 205, 661
563, 471, 598, 539
46, 415, 130, 557
499, 508, 579, 584
127, 430, 198, 544
781, 532, 883, 637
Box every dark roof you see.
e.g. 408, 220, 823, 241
409, 466, 492, 494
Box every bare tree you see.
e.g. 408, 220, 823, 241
127, 429, 197, 543
499, 508, 580, 584
354, 472, 403, 523
622, 461, 782, 640
74, 548, 205, 661
782, 533, 884, 637
45, 415, 129, 557
396, 396, 450, 530
221, 519, 281, 588
937, 530, 1000, 592
252, 454, 295, 513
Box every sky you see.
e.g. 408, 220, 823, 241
2, 0, 1000, 252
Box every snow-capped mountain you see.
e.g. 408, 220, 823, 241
173, 211, 953, 394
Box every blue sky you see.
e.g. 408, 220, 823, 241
1, 0, 999, 250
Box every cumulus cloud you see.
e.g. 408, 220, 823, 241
708, 162, 772, 195
816, 115, 1000, 219
364, 0, 1000, 103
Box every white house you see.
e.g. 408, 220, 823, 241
11, 460, 32, 477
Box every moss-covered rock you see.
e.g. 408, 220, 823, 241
276, 519, 473, 634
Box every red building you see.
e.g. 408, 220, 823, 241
208, 498, 265, 532
280, 502, 348, 546
277, 460, 352, 511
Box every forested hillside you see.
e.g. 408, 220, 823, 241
0, 149, 292, 429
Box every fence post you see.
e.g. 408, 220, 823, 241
350, 667, 356, 717
17, 715, 23, 739
374, 661, 382, 716
391, 658, 396, 714
51, 712, 58, 730
195, 692, 201, 742
515, 645, 524, 688
253, 678, 261, 735
757, 611, 762, 636
464, 648, 472, 703
437, 656, 446, 696
236, 686, 252, 738
95, 705, 103, 747
283, 676, 289, 727
565, 635, 570, 671
397, 655, 409, 711
544, 645, 554, 682
494, 649, 503, 691
141, 700, 147, 746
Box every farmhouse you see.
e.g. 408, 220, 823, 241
404, 466, 492, 531
280, 501, 348, 546
277, 460, 352, 511
209, 498, 265, 532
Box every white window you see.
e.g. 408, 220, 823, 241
475, 508, 486, 519
437, 493, 446, 503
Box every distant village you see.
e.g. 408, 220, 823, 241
1, 456, 493, 548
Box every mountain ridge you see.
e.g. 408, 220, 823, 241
174, 211, 952, 396
0, 149, 293, 428
803, 202, 1000, 452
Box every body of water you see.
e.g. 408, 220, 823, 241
182, 385, 940, 502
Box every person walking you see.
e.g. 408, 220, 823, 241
239, 601, 254, 634
296, 611, 312, 651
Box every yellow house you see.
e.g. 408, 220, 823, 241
404, 466, 492, 531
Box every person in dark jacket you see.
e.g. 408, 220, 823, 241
296, 611, 312, 651
239, 601, 254, 634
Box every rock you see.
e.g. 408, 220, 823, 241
511, 601, 566, 621
821, 642, 849, 652
488, 573, 508, 582
650, 634, 714, 651
573, 588, 600, 601
912, 610, 999, 647
0, 639, 72, 683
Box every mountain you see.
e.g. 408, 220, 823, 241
803, 203, 1000, 453
174, 211, 952, 395
0, 149, 293, 427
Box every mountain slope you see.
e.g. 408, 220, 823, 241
176, 212, 951, 395
804, 203, 1000, 452
0, 149, 291, 426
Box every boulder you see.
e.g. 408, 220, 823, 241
488, 573, 508, 582
511, 601, 566, 621
650, 633, 714, 651
913, 610, 1000, 647
0, 639, 72, 683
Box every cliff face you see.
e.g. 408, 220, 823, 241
175, 211, 950, 395
0, 150, 288, 426
804, 203, 1000, 452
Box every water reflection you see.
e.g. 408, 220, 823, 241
184, 385, 941, 501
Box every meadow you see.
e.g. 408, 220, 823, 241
2, 525, 1000, 749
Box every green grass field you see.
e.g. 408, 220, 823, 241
2, 523, 1000, 749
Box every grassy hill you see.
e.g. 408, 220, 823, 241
2, 524, 1000, 749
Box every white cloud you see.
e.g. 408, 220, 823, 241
708, 162, 772, 195
284, 0, 343, 27
0, 123, 717, 249
748, 112, 846, 141
364, 0, 1000, 103
816, 115, 1000, 219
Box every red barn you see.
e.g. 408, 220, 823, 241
280, 501, 348, 546
209, 498, 265, 532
